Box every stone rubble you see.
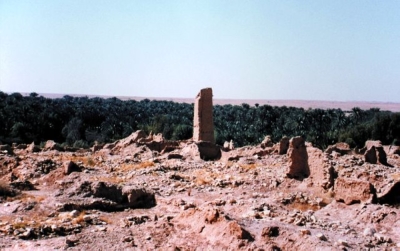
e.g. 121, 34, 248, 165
0, 100, 399, 250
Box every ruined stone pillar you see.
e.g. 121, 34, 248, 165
193, 88, 215, 143
287, 136, 310, 179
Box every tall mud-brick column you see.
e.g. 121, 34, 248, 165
193, 88, 215, 143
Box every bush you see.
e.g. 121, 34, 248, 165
344, 138, 356, 148
172, 124, 192, 140
73, 140, 89, 149
1, 92, 400, 150
0, 181, 17, 197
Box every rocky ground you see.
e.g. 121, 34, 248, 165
0, 131, 399, 250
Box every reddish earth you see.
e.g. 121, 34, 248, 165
1, 132, 399, 250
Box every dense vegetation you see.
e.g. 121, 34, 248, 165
1, 91, 399, 149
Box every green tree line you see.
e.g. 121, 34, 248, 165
0, 91, 399, 149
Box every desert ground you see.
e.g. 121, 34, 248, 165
0, 130, 399, 250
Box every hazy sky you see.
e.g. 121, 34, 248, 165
1, 1, 399, 102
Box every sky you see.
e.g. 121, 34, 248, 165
0, 1, 399, 102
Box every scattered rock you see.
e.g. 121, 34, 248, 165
300, 229, 311, 235
65, 237, 79, 247
9, 180, 35, 191
64, 161, 82, 175
36, 159, 57, 174
278, 136, 290, 154
167, 153, 183, 160
18, 228, 34, 239
387, 145, 400, 155
181, 141, 221, 161
43, 140, 62, 151
261, 226, 280, 238
337, 239, 348, 246
222, 140, 235, 151
226, 221, 254, 241
205, 209, 220, 224
325, 142, 351, 155
122, 236, 134, 242
316, 233, 327, 241
26, 142, 40, 153
0, 144, 13, 154
97, 226, 107, 232
334, 177, 376, 204
59, 181, 156, 211
114, 130, 147, 150
363, 140, 389, 165
91, 143, 104, 152
260, 135, 273, 148
363, 227, 376, 237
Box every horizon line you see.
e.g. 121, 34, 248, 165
3, 91, 398, 112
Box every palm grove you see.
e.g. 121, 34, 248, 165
1, 92, 399, 150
